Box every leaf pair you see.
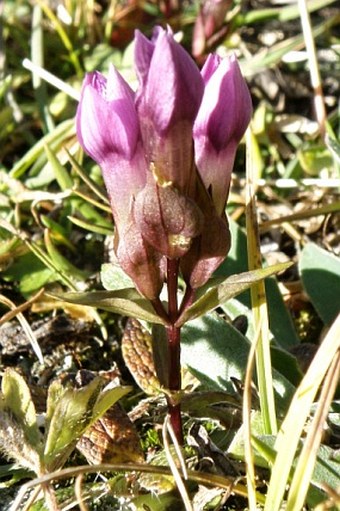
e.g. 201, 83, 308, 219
54, 260, 292, 326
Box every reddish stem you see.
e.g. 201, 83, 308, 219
178, 284, 196, 322
166, 258, 183, 444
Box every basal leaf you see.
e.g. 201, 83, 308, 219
300, 243, 340, 325
92, 384, 132, 422
44, 377, 103, 469
1, 368, 42, 449
44, 376, 131, 471
181, 312, 295, 411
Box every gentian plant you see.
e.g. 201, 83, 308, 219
76, 26, 253, 442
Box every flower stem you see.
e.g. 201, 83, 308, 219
166, 258, 183, 444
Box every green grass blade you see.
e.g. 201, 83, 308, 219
238, 0, 337, 25
67, 215, 113, 236
241, 15, 339, 77
44, 143, 73, 190
9, 119, 75, 179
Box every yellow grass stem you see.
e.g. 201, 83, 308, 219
245, 127, 278, 436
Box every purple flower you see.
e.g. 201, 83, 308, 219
76, 26, 252, 297
133, 26, 205, 258
194, 53, 252, 217
134, 26, 204, 193
76, 65, 163, 299
181, 53, 252, 288
76, 66, 145, 226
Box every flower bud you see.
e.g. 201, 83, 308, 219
192, 0, 232, 57
194, 53, 252, 216
76, 66, 163, 299
180, 212, 230, 289
76, 66, 146, 225
76, 27, 252, 297
135, 26, 204, 195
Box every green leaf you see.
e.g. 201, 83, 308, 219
178, 262, 292, 326
240, 14, 337, 77
44, 377, 102, 468
251, 437, 340, 509
300, 243, 340, 325
67, 215, 113, 236
1, 369, 41, 449
40, 215, 74, 250
92, 383, 132, 422
264, 313, 340, 511
297, 144, 333, 176
181, 313, 295, 411
2, 250, 56, 296
44, 377, 131, 470
325, 133, 340, 164
100, 263, 134, 291
307, 445, 340, 508
44, 229, 89, 281
220, 299, 303, 387
53, 288, 167, 324
237, 0, 337, 25
181, 390, 241, 426
228, 412, 270, 468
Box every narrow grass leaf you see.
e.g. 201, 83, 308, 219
238, 0, 336, 25
10, 119, 75, 179
44, 143, 73, 190
31, 4, 54, 133
241, 16, 338, 77
67, 215, 113, 236
66, 150, 110, 205
0, 294, 44, 363
43, 229, 88, 281
35, 0, 82, 77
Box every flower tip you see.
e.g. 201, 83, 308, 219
201, 53, 222, 82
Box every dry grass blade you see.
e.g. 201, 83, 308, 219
285, 347, 340, 510
264, 313, 340, 511
298, 0, 327, 138
23, 59, 80, 101
163, 416, 193, 511
0, 288, 45, 327
74, 474, 89, 511
0, 294, 44, 363
243, 319, 264, 511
